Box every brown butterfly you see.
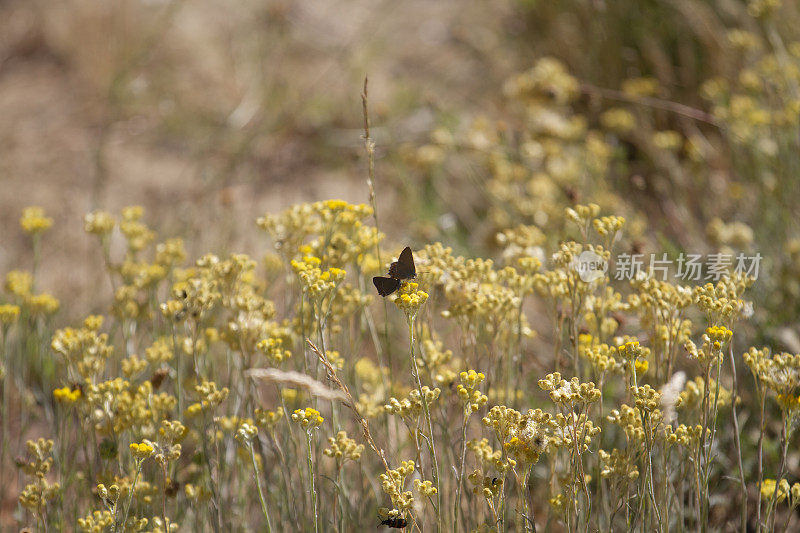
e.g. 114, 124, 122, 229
379, 516, 408, 529
373, 247, 416, 297
150, 367, 170, 390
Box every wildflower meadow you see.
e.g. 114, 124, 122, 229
2, 0, 800, 532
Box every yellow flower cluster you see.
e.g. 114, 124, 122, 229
235, 422, 259, 444
0, 303, 21, 326
601, 108, 636, 133
83, 210, 116, 236
254, 407, 284, 433
419, 338, 457, 387
17, 439, 60, 516
258, 200, 378, 269
566, 203, 601, 229
468, 470, 504, 499
676, 377, 733, 412
664, 424, 705, 449
760, 479, 800, 507
4, 270, 60, 317
385, 386, 441, 421
482, 405, 524, 444
291, 256, 346, 301
51, 316, 113, 379
483, 407, 553, 465
17, 438, 57, 482
4, 270, 32, 298
496, 224, 545, 264
551, 412, 601, 451
744, 347, 800, 397
379, 460, 416, 511
414, 478, 438, 497
684, 326, 733, 365
291, 407, 324, 430
504, 418, 548, 465
632, 384, 661, 413
256, 336, 292, 364
53, 385, 82, 404
607, 405, 661, 444
693, 275, 753, 325
20, 206, 53, 235
324, 431, 364, 468
77, 509, 115, 532
503, 56, 579, 105
185, 381, 229, 417
538, 372, 601, 405
599, 449, 639, 480
438, 255, 530, 343
581, 343, 624, 375
393, 281, 429, 319
457, 370, 488, 412
467, 438, 514, 474
129, 441, 155, 460
151, 420, 186, 464
119, 206, 156, 254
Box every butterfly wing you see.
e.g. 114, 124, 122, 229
388, 246, 416, 280
373, 276, 401, 297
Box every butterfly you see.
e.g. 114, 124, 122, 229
373, 247, 416, 297
379, 516, 408, 529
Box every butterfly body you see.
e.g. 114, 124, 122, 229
373, 247, 416, 297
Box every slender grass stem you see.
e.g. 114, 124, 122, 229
453, 409, 469, 530
249, 442, 273, 533
306, 431, 319, 533
120, 461, 142, 531
407, 316, 441, 531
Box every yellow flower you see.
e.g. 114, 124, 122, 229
0, 304, 21, 326
5, 270, 33, 298
760, 478, 789, 503
292, 407, 324, 430
324, 431, 364, 467
457, 370, 488, 412
20, 206, 53, 235
776, 393, 800, 413
53, 386, 82, 404
601, 108, 636, 133
129, 441, 154, 460
393, 282, 429, 319
255, 407, 284, 432
27, 293, 60, 316
83, 211, 116, 236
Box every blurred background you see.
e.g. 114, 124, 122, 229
1, 0, 800, 344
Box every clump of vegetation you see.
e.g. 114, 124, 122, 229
0, 193, 797, 531
3, 1, 800, 531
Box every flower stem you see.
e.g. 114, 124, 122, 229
408, 316, 441, 532
249, 443, 273, 533
120, 462, 141, 531
306, 431, 319, 533
453, 409, 469, 530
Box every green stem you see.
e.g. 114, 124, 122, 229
453, 409, 470, 530
120, 461, 142, 530
306, 432, 319, 533
408, 316, 441, 532
249, 443, 273, 533
727, 343, 747, 532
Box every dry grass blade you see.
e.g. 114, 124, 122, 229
306, 338, 390, 472
245, 367, 346, 402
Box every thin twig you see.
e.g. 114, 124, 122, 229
579, 83, 719, 126
307, 338, 390, 472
